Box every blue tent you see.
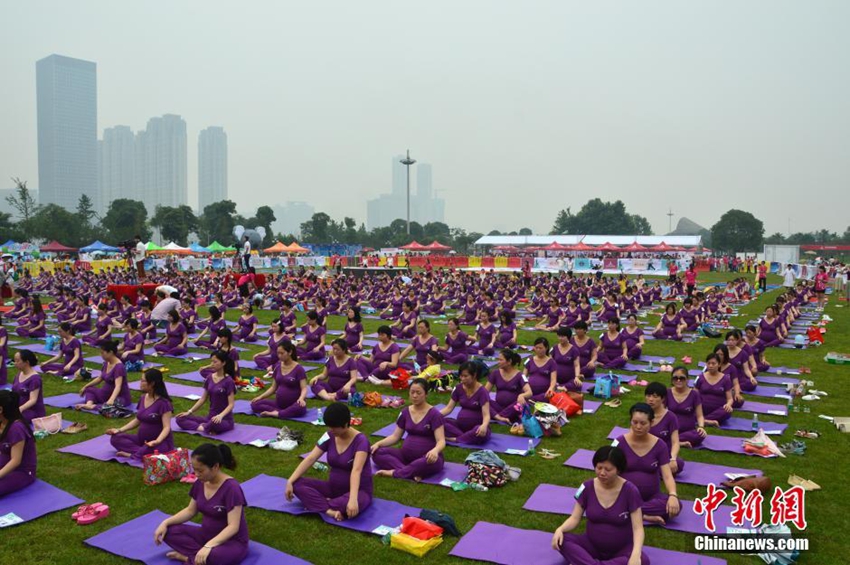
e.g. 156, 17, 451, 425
80, 240, 122, 253
1, 240, 17, 248
189, 242, 211, 253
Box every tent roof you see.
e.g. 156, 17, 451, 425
207, 241, 237, 252
146, 242, 164, 251
541, 241, 571, 251
424, 241, 452, 250
80, 240, 121, 253
284, 242, 309, 253
39, 240, 78, 252
595, 242, 621, 252
475, 234, 703, 247
189, 243, 211, 253
264, 241, 288, 253
621, 242, 649, 252
400, 240, 428, 250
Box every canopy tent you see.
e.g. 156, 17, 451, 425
80, 240, 122, 253
207, 241, 237, 253
541, 241, 572, 252
650, 242, 674, 252
146, 242, 164, 252
621, 242, 649, 252
400, 240, 428, 251
492, 245, 521, 252
163, 242, 193, 255
569, 242, 595, 252
264, 241, 288, 253
424, 241, 452, 252
189, 243, 211, 254
284, 242, 309, 254
39, 240, 78, 253
594, 242, 622, 253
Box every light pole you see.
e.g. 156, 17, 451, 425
400, 150, 416, 235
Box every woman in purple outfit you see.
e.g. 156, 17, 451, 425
250, 341, 308, 419
356, 326, 400, 385
459, 295, 479, 326
440, 319, 470, 365
620, 314, 645, 360
678, 298, 702, 332
440, 362, 491, 444
644, 382, 684, 475
76, 341, 131, 410
40, 323, 84, 379
534, 297, 563, 331
652, 303, 685, 341
278, 300, 298, 338
178, 298, 197, 335
552, 446, 649, 565
81, 304, 113, 346
193, 306, 226, 350
153, 310, 189, 356
666, 367, 706, 448
695, 353, 734, 427
597, 319, 628, 369
571, 321, 598, 379
15, 296, 46, 338
233, 304, 258, 343
525, 337, 557, 402
756, 305, 785, 348
342, 307, 364, 353
118, 319, 146, 365
725, 331, 758, 397
155, 443, 249, 565
469, 311, 497, 356
11, 350, 45, 422
287, 403, 373, 521
562, 297, 582, 328
390, 301, 418, 340
251, 318, 290, 371
108, 369, 174, 459
0, 390, 38, 496
137, 301, 156, 342
295, 311, 326, 361
399, 320, 439, 370
0, 320, 7, 386
311, 340, 360, 402
743, 325, 770, 373
485, 349, 531, 423
70, 296, 92, 333
614, 403, 681, 525
372, 378, 447, 481
175, 350, 237, 435
494, 311, 517, 349
379, 288, 404, 320
552, 327, 583, 391
595, 292, 620, 324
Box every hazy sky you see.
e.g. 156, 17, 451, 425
2, 1, 849, 236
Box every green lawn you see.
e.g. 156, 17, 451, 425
4, 272, 845, 564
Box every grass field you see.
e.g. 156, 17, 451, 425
4, 272, 846, 565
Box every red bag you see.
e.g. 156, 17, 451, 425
807, 327, 824, 344
549, 392, 581, 417
390, 368, 412, 390
401, 516, 444, 540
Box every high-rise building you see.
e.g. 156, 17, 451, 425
368, 157, 444, 229
198, 126, 228, 213
411, 162, 445, 225
36, 54, 98, 212
271, 201, 315, 237
98, 125, 135, 211
135, 114, 187, 214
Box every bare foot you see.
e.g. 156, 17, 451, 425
197, 425, 205, 432
494, 416, 511, 424
680, 441, 692, 449
326, 509, 344, 522
704, 420, 719, 427
375, 470, 394, 478
166, 551, 189, 562
644, 515, 666, 526
115, 451, 132, 458
413, 476, 422, 483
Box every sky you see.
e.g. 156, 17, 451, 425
1, 1, 849, 237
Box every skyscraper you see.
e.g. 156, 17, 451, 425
198, 126, 228, 212
99, 125, 135, 211
36, 54, 98, 211
135, 114, 187, 214
368, 157, 444, 229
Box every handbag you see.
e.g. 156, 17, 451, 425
143, 448, 192, 485
44, 335, 59, 351
389, 368, 411, 390
348, 391, 365, 407
567, 391, 584, 410
400, 516, 443, 540
520, 405, 544, 438
593, 374, 620, 399
548, 392, 581, 417
32, 412, 62, 434
390, 532, 443, 557
363, 391, 383, 407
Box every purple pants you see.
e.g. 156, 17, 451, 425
154, 343, 188, 356
443, 418, 490, 445
16, 327, 46, 338
41, 362, 82, 377
442, 351, 469, 365
580, 364, 596, 379
83, 334, 106, 347
0, 362, 6, 386
84, 387, 113, 405
391, 327, 415, 340
627, 345, 642, 360
355, 359, 392, 380
652, 328, 681, 341
292, 477, 372, 516
469, 346, 495, 357
311, 381, 352, 401
597, 351, 627, 369
109, 433, 157, 459
252, 353, 276, 371
560, 533, 649, 565
194, 337, 218, 350
163, 523, 248, 565
703, 405, 732, 424
678, 429, 705, 447
296, 347, 326, 361
640, 492, 670, 520
235, 330, 258, 343
373, 446, 444, 481
175, 414, 234, 434
250, 399, 307, 420
0, 470, 35, 496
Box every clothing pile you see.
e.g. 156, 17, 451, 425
362, 392, 405, 409
463, 450, 520, 489
743, 430, 784, 458
268, 426, 303, 451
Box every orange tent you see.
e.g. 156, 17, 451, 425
264, 241, 288, 253
284, 242, 310, 254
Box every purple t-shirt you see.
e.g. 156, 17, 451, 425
695, 372, 732, 414
12, 373, 45, 419
667, 389, 702, 432
574, 479, 643, 559
326, 357, 356, 392
487, 368, 525, 408
0, 419, 36, 475
525, 356, 556, 397
100, 362, 132, 407
135, 396, 174, 450
189, 478, 249, 545
318, 432, 373, 497
649, 410, 680, 452
204, 374, 236, 422
397, 406, 445, 460
451, 384, 490, 425
273, 363, 307, 407
613, 435, 670, 501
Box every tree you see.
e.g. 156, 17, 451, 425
487, 230, 502, 236
550, 209, 575, 235
102, 199, 151, 243
198, 200, 238, 244
241, 205, 277, 247
75, 194, 102, 243
764, 232, 787, 245
150, 205, 198, 246
710, 209, 764, 253
0, 211, 24, 243
628, 214, 653, 236
28, 204, 86, 246
300, 212, 332, 243
518, 227, 533, 236
5, 177, 40, 237
550, 199, 652, 235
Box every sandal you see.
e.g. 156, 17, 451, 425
71, 503, 102, 521
61, 422, 88, 434
788, 474, 821, 491
539, 451, 561, 460
604, 399, 622, 408
76, 503, 110, 525
794, 430, 819, 439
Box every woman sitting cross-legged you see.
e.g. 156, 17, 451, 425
0, 390, 38, 496
175, 350, 237, 435
107, 369, 174, 459
76, 340, 131, 410
250, 341, 309, 420
310, 339, 359, 402
440, 361, 491, 445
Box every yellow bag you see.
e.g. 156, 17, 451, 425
390, 532, 443, 557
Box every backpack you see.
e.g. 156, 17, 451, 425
699, 323, 721, 338
419, 509, 462, 536
465, 462, 509, 488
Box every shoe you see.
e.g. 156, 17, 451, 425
61, 422, 88, 434
367, 375, 384, 385
788, 474, 821, 491
801, 394, 821, 401
794, 430, 819, 439
604, 399, 622, 408
808, 389, 828, 396
71, 503, 104, 521
681, 356, 692, 364
76, 504, 110, 525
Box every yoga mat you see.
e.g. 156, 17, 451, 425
606, 427, 776, 458
0, 479, 84, 527
564, 449, 762, 487
720, 417, 787, 435
82, 355, 164, 369
623, 362, 659, 373
685, 380, 788, 399
43, 393, 137, 415
523, 484, 754, 534
764, 366, 802, 376
304, 452, 469, 487
372, 421, 540, 455
641, 355, 675, 363
758, 375, 801, 386
174, 422, 281, 446
738, 400, 788, 417
57, 434, 144, 468
165, 371, 206, 383
84, 509, 312, 565
242, 474, 421, 534
13, 342, 58, 356
232, 399, 320, 423
449, 521, 727, 565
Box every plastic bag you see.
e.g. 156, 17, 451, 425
520, 405, 544, 438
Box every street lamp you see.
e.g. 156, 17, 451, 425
400, 150, 416, 235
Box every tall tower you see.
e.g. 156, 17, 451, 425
36, 54, 98, 211
136, 114, 187, 213
198, 126, 228, 212
99, 125, 135, 211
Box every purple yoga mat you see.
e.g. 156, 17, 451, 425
82, 355, 163, 369
305, 452, 469, 487
0, 479, 84, 525
372, 421, 540, 455
685, 380, 788, 399
13, 342, 57, 356
641, 355, 675, 363
623, 362, 659, 373
232, 399, 319, 423
606, 426, 777, 458
84, 509, 312, 565
564, 449, 762, 487
739, 400, 788, 416
449, 521, 727, 565
130, 380, 203, 399
721, 417, 787, 435
764, 366, 802, 375
242, 473, 421, 533
57, 434, 144, 468
43, 393, 138, 415
523, 484, 754, 534
174, 421, 280, 445
758, 375, 801, 386
165, 371, 206, 383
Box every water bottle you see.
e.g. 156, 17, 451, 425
648, 360, 654, 371
527, 438, 535, 456
316, 407, 324, 424
751, 413, 759, 432
467, 482, 489, 492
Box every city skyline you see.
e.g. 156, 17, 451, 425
198, 126, 228, 212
